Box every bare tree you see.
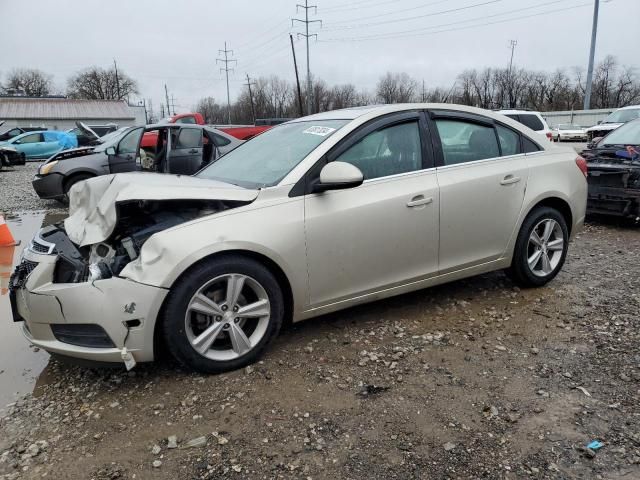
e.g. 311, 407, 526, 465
67, 66, 138, 100
2, 68, 53, 96
195, 97, 226, 124
376, 72, 417, 103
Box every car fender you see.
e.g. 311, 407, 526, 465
120, 197, 309, 315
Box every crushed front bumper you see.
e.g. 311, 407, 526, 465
9, 240, 168, 364
32, 173, 65, 200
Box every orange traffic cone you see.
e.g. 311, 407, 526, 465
0, 215, 18, 247
0, 244, 15, 296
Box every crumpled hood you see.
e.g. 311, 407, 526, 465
64, 172, 258, 246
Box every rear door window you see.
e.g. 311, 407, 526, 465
496, 125, 521, 156
522, 137, 542, 153
434, 119, 500, 165
176, 128, 203, 148
517, 114, 544, 131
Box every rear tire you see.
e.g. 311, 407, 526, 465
508, 207, 569, 287
162, 256, 284, 374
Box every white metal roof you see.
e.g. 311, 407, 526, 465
0, 97, 136, 120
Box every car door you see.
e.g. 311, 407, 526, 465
12, 132, 44, 158
166, 127, 204, 174
304, 111, 440, 307
429, 110, 529, 274
108, 127, 143, 173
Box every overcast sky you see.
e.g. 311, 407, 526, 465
1, 0, 637, 114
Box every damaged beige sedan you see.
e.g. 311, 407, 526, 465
10, 104, 588, 373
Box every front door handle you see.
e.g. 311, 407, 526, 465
406, 195, 433, 208
500, 175, 521, 186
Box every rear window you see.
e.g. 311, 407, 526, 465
517, 114, 544, 132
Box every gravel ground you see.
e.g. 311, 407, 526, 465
1, 157, 639, 479
0, 163, 65, 214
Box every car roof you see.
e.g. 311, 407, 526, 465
617, 105, 640, 110
497, 109, 542, 115
290, 103, 534, 123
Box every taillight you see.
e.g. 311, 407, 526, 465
575, 155, 588, 178
546, 132, 553, 142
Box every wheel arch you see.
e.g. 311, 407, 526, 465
152, 249, 295, 359
63, 170, 96, 192
525, 196, 574, 236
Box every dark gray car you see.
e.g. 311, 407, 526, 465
32, 123, 242, 201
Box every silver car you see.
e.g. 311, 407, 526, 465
11, 104, 588, 373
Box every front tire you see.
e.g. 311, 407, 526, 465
162, 256, 284, 373
508, 207, 569, 287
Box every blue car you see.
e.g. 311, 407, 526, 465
0, 130, 77, 160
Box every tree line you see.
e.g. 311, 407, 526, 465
2, 55, 639, 125
0, 67, 138, 100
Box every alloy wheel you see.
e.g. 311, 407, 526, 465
527, 218, 564, 277
184, 274, 271, 361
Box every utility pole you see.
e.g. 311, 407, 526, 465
217, 42, 237, 124
170, 94, 176, 115
113, 59, 121, 100
290, 34, 304, 117
507, 40, 517, 78
244, 74, 256, 123
292, 1, 321, 115
583, 0, 600, 110
421, 80, 426, 103
164, 84, 171, 119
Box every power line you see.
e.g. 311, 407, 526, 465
236, 27, 292, 70
320, 0, 400, 14
319, 0, 588, 41
292, 0, 322, 115
321, 0, 502, 31
324, 0, 451, 25
217, 41, 237, 124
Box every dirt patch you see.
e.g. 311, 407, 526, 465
1, 220, 639, 479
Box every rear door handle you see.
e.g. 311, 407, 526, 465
189, 149, 199, 154
500, 175, 521, 186
406, 195, 433, 208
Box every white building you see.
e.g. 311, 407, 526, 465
0, 97, 147, 130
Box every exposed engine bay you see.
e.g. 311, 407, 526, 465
45, 199, 248, 283
586, 151, 640, 219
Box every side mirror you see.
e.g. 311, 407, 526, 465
105, 146, 116, 155
313, 161, 364, 193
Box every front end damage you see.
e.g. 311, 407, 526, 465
10, 173, 258, 366
587, 156, 640, 219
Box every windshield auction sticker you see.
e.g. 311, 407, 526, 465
303, 126, 337, 136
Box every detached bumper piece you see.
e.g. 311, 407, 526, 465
50, 324, 115, 348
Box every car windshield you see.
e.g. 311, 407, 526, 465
197, 120, 349, 188
603, 109, 640, 124
93, 128, 132, 151
558, 124, 581, 130
601, 119, 640, 146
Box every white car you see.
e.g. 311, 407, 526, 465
498, 109, 553, 142
585, 105, 640, 142
10, 104, 588, 373
552, 124, 587, 142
